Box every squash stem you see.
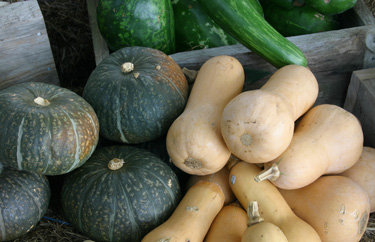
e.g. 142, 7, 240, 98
254, 163, 280, 182
34, 97, 50, 106
108, 158, 124, 170
121, 62, 134, 73
247, 201, 264, 226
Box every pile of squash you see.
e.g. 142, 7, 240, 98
0, 47, 373, 242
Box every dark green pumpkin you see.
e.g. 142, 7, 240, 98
61, 145, 181, 242
97, 0, 175, 54
0, 82, 99, 175
0, 163, 50, 241
172, 0, 239, 52
82, 46, 189, 144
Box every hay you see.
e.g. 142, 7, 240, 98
37, 0, 96, 95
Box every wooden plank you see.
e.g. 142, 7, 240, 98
0, 0, 59, 90
170, 25, 375, 107
86, 0, 109, 65
353, 0, 375, 25
344, 68, 375, 147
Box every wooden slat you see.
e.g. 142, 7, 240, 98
170, 25, 375, 107
344, 68, 375, 147
0, 0, 59, 90
86, 0, 109, 65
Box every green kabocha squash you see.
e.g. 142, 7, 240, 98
172, 0, 240, 52
97, 0, 175, 54
304, 0, 357, 15
0, 163, 50, 241
61, 145, 181, 242
82, 46, 189, 144
0, 82, 99, 175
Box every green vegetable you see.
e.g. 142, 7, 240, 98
61, 145, 181, 242
304, 0, 357, 15
172, 0, 239, 52
263, 1, 340, 36
97, 0, 175, 54
198, 0, 307, 68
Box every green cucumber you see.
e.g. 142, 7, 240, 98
263, 1, 340, 37
198, 0, 307, 68
171, 0, 239, 52
304, 0, 357, 15
97, 0, 175, 54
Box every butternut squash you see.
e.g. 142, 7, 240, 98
186, 165, 236, 205
228, 159, 322, 242
141, 180, 225, 242
241, 201, 288, 242
340, 146, 375, 212
256, 104, 364, 190
279, 175, 370, 242
204, 202, 248, 242
167, 55, 245, 175
221, 65, 318, 164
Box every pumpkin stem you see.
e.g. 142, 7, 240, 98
247, 201, 264, 226
34, 97, 50, 106
121, 62, 134, 73
108, 158, 124, 170
254, 163, 280, 182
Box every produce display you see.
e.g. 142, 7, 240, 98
2, 0, 372, 241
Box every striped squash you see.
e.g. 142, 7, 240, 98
0, 163, 50, 241
61, 145, 181, 242
0, 82, 99, 175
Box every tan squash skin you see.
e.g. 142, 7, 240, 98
204, 202, 248, 242
241, 201, 288, 242
340, 146, 375, 212
166, 55, 245, 175
141, 180, 225, 242
258, 104, 364, 190
185, 165, 236, 205
279, 175, 370, 242
229, 160, 322, 242
221, 65, 318, 164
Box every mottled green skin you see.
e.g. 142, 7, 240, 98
0, 82, 100, 175
198, 0, 308, 68
82, 46, 188, 144
263, 2, 339, 37
61, 145, 181, 242
305, 0, 357, 15
0, 165, 50, 241
97, 0, 175, 54
172, 0, 240, 52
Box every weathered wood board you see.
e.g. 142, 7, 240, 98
344, 68, 375, 147
0, 0, 59, 90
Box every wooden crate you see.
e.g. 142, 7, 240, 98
87, 0, 375, 107
0, 0, 59, 90
344, 67, 375, 147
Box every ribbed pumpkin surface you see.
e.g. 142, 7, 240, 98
82, 46, 188, 144
61, 145, 181, 242
0, 164, 50, 241
0, 82, 99, 175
